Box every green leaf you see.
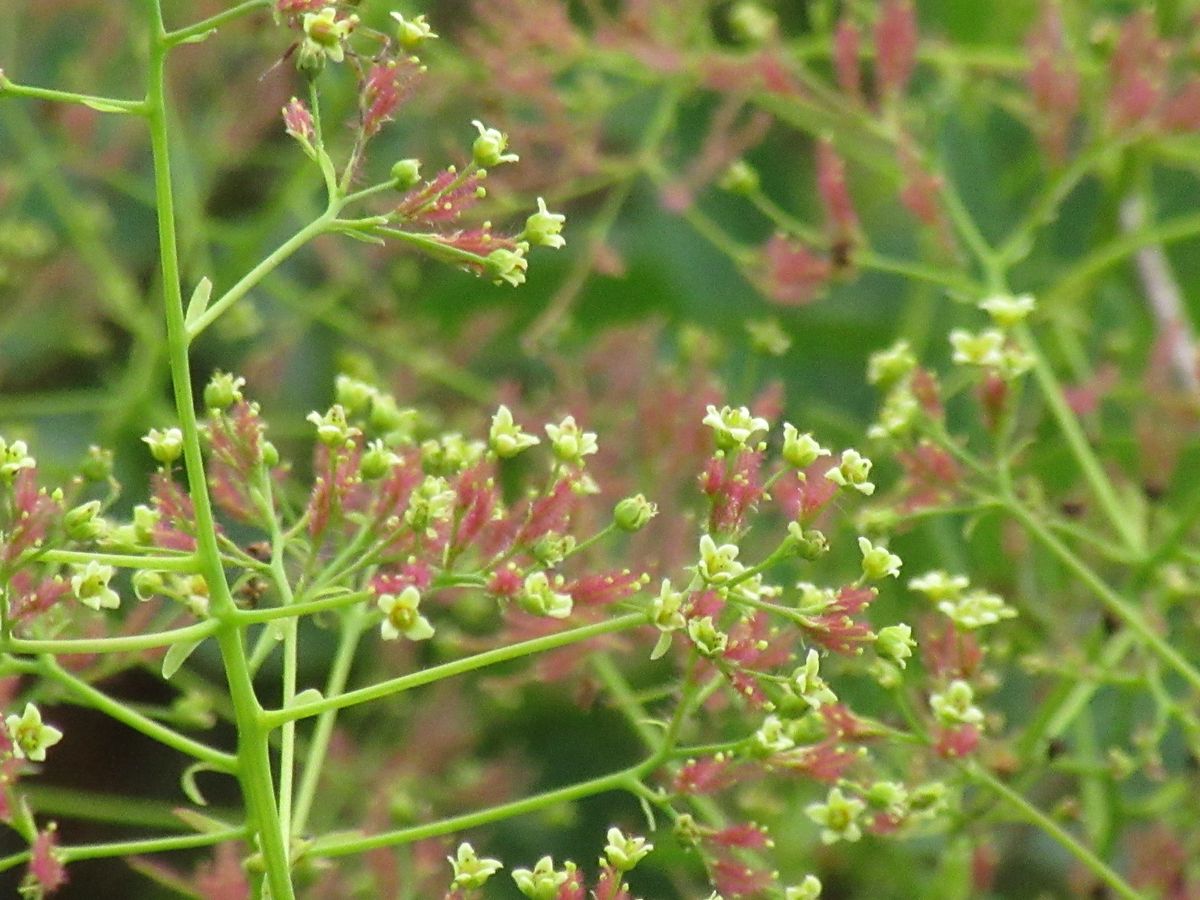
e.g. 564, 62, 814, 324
184, 277, 213, 327
650, 631, 673, 661
80, 98, 134, 114
181, 761, 223, 806
162, 638, 204, 680
178, 28, 217, 45
173, 808, 237, 834
291, 688, 324, 707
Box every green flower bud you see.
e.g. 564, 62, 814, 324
614, 494, 657, 532
390, 12, 438, 52
875, 623, 916, 668
80, 445, 114, 482
64, 500, 105, 541
719, 159, 760, 195
204, 371, 245, 410
390, 158, 422, 190
471, 120, 519, 167
523, 197, 565, 249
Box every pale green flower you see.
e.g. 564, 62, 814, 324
544, 415, 598, 465
71, 560, 120, 611
603, 827, 653, 871
806, 786, 866, 844
858, 537, 902, 580
825, 449, 875, 495
378, 586, 435, 642
519, 571, 573, 619
447, 842, 502, 889
489, 405, 540, 458
930, 679, 984, 727
5, 704, 63, 762
703, 404, 769, 451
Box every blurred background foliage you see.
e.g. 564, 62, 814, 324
3, 0, 1200, 896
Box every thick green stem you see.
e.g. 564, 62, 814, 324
143, 4, 294, 894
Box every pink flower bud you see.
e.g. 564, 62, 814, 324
873, 0, 918, 100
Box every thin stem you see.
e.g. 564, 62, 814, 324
291, 605, 368, 836
962, 763, 1139, 900
41, 658, 236, 770
34, 549, 198, 572
59, 827, 248, 863
308, 760, 654, 858
1004, 499, 1200, 693
3, 619, 219, 656
262, 613, 646, 729
1015, 324, 1145, 555
163, 0, 271, 46
235, 590, 369, 624
0, 76, 146, 114
188, 211, 337, 340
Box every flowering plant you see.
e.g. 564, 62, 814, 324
2, 2, 1200, 898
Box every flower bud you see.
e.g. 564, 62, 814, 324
360, 439, 400, 480
782, 424, 829, 469
613, 494, 657, 532
858, 536, 902, 580
390, 158, 422, 190
261, 440, 280, 468
307, 405, 356, 447
875, 623, 916, 668
471, 120, 518, 167
65, 500, 105, 541
80, 445, 113, 482
390, 12, 437, 52
603, 827, 653, 871
204, 371, 245, 410
719, 159, 760, 195
786, 522, 829, 560
334, 374, 376, 414
523, 197, 565, 249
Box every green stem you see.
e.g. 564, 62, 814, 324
308, 760, 654, 858
163, 0, 271, 46
59, 827, 248, 863
1015, 324, 1144, 555
235, 590, 369, 624
1004, 499, 1200, 693
3, 619, 218, 655
34, 549, 198, 571
262, 613, 646, 729
187, 211, 337, 340
291, 605, 368, 837
962, 763, 1139, 900
143, 4, 293, 894
0, 76, 146, 114
41, 657, 235, 769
